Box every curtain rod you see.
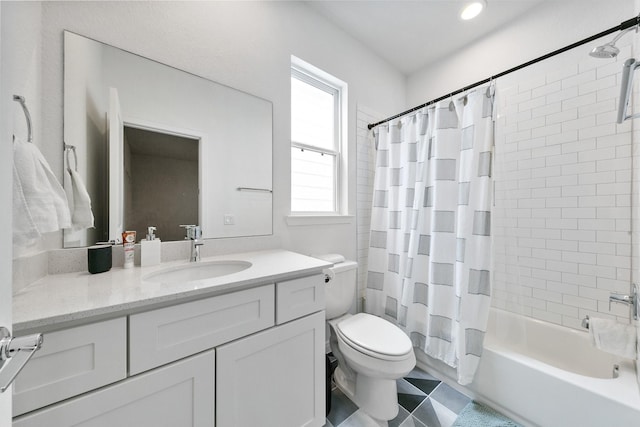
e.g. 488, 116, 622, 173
368, 15, 640, 130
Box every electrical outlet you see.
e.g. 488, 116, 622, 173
224, 214, 235, 225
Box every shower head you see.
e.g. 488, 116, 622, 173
589, 43, 620, 59
589, 25, 637, 59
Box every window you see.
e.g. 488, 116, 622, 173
291, 57, 345, 214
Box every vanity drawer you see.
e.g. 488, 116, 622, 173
13, 317, 127, 417
13, 350, 215, 427
129, 284, 275, 374
276, 274, 325, 324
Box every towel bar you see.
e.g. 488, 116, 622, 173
236, 187, 273, 193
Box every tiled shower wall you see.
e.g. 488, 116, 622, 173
356, 105, 379, 312
356, 39, 638, 330
492, 39, 636, 329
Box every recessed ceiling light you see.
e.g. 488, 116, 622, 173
460, 0, 487, 20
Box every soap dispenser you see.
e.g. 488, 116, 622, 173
140, 226, 161, 267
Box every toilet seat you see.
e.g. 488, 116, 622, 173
336, 313, 413, 361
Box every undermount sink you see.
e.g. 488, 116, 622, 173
143, 260, 252, 285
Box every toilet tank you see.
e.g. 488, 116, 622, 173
314, 254, 358, 320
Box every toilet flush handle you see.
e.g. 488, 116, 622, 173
324, 268, 335, 283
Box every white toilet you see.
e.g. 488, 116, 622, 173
317, 254, 416, 426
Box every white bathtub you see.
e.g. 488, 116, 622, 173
469, 308, 640, 427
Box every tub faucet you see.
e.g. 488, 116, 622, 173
609, 283, 638, 320
581, 315, 590, 330
180, 225, 203, 262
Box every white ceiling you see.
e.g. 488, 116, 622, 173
306, 0, 547, 75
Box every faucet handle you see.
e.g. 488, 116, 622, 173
581, 315, 590, 329
608, 284, 639, 320
179, 225, 202, 240
180, 224, 196, 239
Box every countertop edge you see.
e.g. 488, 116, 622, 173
13, 250, 333, 334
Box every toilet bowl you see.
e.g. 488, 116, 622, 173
330, 312, 415, 422
316, 255, 416, 425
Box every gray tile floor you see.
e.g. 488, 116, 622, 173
325, 366, 471, 427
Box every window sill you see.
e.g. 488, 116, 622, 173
285, 214, 354, 227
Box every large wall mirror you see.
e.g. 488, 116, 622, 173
63, 31, 273, 248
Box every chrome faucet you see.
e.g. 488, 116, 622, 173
581, 315, 590, 329
609, 283, 639, 320
180, 225, 204, 262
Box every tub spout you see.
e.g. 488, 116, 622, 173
608, 283, 638, 320
581, 315, 589, 329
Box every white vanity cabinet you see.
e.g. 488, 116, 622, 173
13, 350, 215, 427
216, 274, 326, 427
216, 310, 325, 427
12, 271, 326, 427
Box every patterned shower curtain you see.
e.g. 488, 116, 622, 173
367, 86, 494, 385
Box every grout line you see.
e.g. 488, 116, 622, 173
408, 396, 430, 421
428, 381, 443, 397
398, 377, 429, 397
412, 416, 429, 427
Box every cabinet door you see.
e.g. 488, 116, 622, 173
13, 350, 215, 427
217, 311, 325, 427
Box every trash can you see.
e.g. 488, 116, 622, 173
326, 353, 338, 416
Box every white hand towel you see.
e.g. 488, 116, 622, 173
13, 138, 71, 246
589, 317, 636, 359
64, 167, 94, 231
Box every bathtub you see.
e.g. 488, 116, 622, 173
416, 308, 640, 427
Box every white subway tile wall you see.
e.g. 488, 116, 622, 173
356, 105, 380, 312
493, 39, 637, 329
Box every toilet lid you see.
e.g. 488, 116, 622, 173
337, 313, 412, 358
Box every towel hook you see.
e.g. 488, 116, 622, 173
64, 143, 78, 172
12, 95, 33, 143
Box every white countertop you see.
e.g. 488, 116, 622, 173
13, 249, 332, 334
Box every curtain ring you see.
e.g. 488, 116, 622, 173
485, 77, 493, 98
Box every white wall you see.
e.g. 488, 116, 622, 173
0, 0, 43, 418
356, 105, 381, 312
0, 3, 8, 417
6, 1, 406, 262
407, 1, 636, 107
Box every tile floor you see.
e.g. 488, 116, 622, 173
325, 366, 471, 427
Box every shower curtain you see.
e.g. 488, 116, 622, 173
367, 86, 494, 385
